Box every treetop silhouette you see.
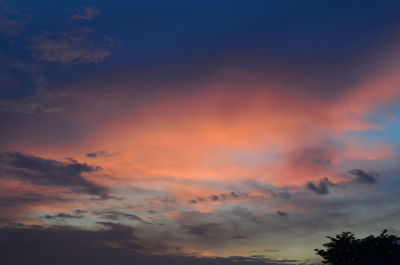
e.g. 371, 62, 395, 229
315, 229, 400, 265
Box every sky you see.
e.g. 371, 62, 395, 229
1, 1, 400, 264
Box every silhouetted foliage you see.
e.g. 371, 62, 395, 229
315, 230, 400, 265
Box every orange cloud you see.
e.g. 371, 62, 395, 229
13, 68, 400, 209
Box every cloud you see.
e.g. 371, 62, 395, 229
349, 169, 377, 184
1, 2, 399, 262
272, 191, 291, 199
187, 189, 290, 205
188, 191, 249, 204
0, 54, 65, 114
30, 27, 115, 64
243, 180, 291, 199
276, 211, 289, 218
287, 147, 334, 170
306, 178, 333, 195
181, 223, 225, 237
0, 152, 109, 198
71, 7, 100, 21
43, 213, 83, 220
229, 206, 266, 225
0, 0, 27, 36
0, 192, 69, 223
0, 225, 300, 265
94, 210, 144, 222
0, 100, 64, 114
1, 5, 113, 114
0, 192, 67, 208
41, 209, 90, 221
86, 150, 112, 158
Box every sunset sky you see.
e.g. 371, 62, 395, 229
1, 1, 400, 264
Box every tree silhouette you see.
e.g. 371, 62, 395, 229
315, 230, 400, 265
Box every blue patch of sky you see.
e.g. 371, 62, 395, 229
361, 107, 400, 154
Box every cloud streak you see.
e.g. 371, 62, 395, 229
0, 152, 109, 198
71, 7, 100, 21
30, 27, 115, 64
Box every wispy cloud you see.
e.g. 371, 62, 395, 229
71, 7, 101, 21
0, 55, 65, 114
0, 0, 28, 36
30, 27, 115, 64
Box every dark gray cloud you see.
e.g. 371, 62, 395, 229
306, 178, 333, 195
0, 225, 299, 265
0, 192, 68, 208
86, 150, 112, 158
43, 212, 83, 220
94, 210, 144, 222
0, 152, 109, 198
349, 169, 377, 184
276, 211, 289, 218
188, 191, 249, 204
182, 223, 225, 237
